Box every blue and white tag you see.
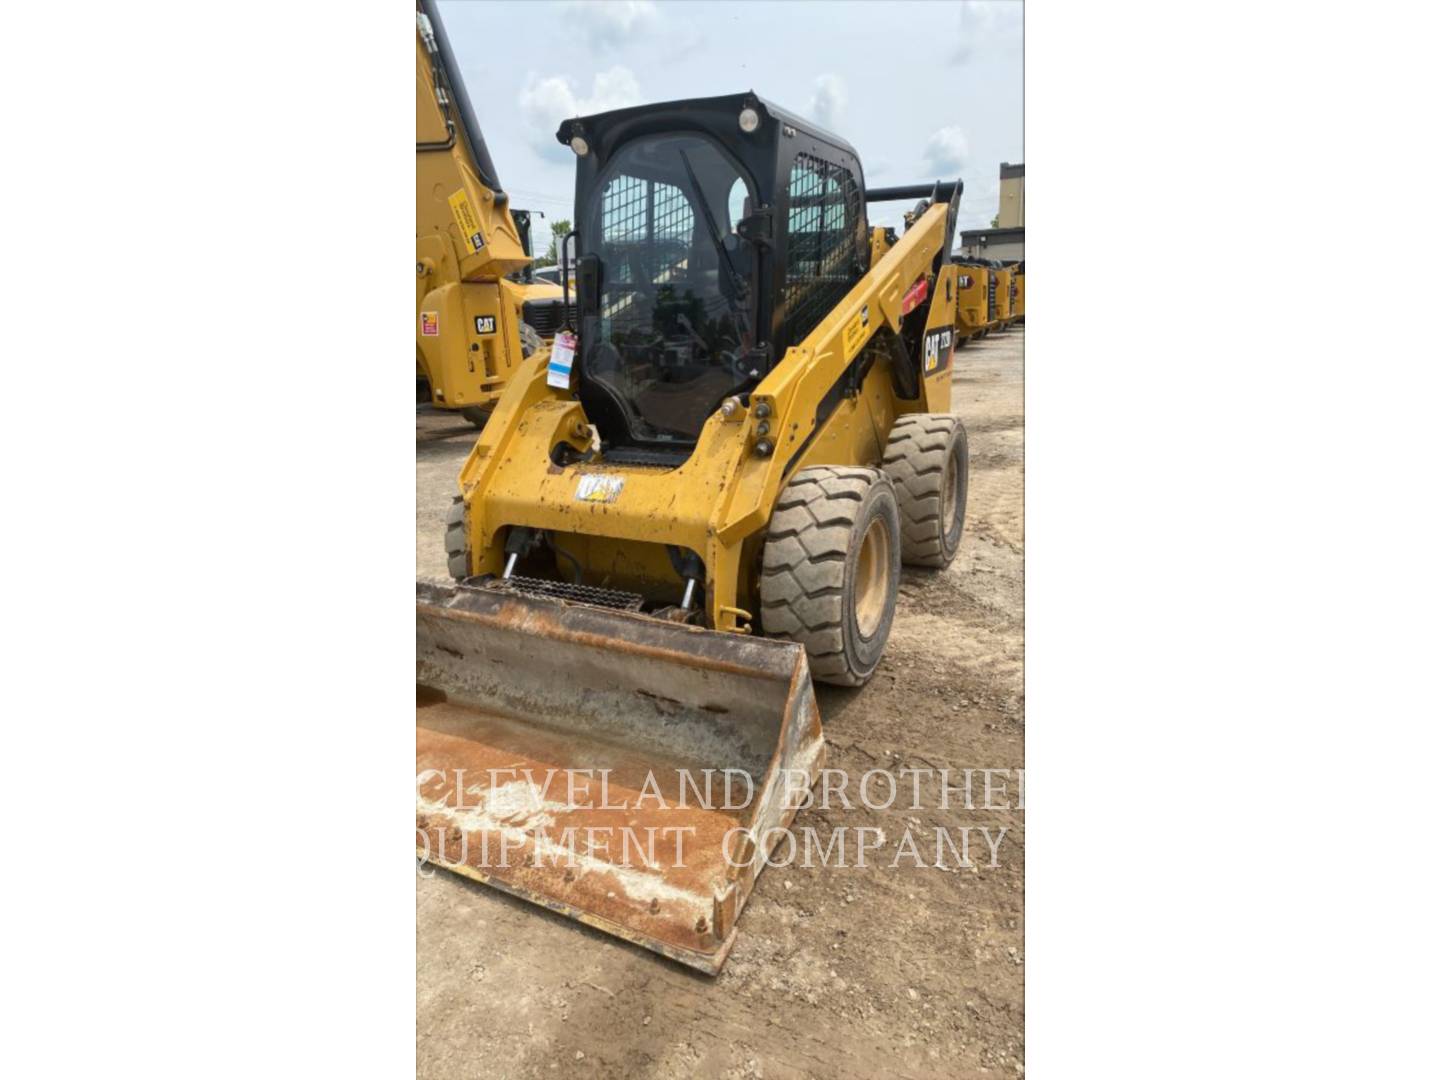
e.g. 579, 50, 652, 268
547, 330, 577, 390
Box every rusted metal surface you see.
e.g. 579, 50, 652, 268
416, 581, 825, 974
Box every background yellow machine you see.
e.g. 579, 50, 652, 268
990, 261, 1014, 329
954, 259, 991, 342
418, 91, 971, 972
415, 0, 570, 426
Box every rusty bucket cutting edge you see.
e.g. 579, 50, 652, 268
416, 580, 825, 975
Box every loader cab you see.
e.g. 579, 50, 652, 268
558, 93, 869, 464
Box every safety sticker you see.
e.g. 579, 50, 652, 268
922, 326, 955, 375
575, 474, 625, 504
420, 311, 440, 337
474, 315, 496, 335
842, 303, 871, 360
448, 189, 486, 255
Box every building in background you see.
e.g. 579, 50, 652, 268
997, 162, 1024, 227
959, 161, 1024, 262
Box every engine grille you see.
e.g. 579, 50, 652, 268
492, 575, 644, 612
521, 299, 577, 339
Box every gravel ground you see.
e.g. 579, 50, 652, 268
416, 327, 1024, 1078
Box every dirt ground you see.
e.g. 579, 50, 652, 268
416, 327, 1024, 1079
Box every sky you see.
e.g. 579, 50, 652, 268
435, 0, 1023, 254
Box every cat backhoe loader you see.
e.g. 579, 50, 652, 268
417, 92, 970, 973
1012, 260, 1025, 323
415, 1, 570, 426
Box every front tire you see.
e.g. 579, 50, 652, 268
445, 497, 469, 580
760, 466, 901, 687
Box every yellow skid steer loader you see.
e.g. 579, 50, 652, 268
418, 92, 970, 972
991, 262, 1014, 330
954, 259, 990, 344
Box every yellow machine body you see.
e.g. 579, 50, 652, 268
956, 265, 990, 340
454, 211, 957, 633
417, 81, 971, 973
1013, 265, 1025, 322
415, 12, 547, 418
990, 265, 1013, 329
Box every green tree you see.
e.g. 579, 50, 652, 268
545, 219, 572, 262
990, 214, 1000, 228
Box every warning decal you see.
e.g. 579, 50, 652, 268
447, 189, 486, 255
842, 303, 871, 360
420, 311, 440, 337
575, 474, 625, 504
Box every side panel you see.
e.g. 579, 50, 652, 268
918, 264, 958, 412
415, 280, 530, 410
955, 268, 988, 336
993, 268, 1013, 322
791, 362, 898, 475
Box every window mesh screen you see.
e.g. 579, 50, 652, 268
782, 153, 862, 347
600, 175, 693, 319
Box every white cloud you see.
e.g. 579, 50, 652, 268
561, 0, 658, 48
517, 66, 644, 160
807, 74, 847, 131
584, 67, 644, 114
950, 1, 1023, 65
923, 126, 970, 176
956, 176, 1001, 230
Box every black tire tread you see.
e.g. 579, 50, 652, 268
882, 414, 968, 568
760, 466, 895, 686
444, 497, 469, 580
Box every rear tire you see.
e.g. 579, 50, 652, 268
883, 414, 969, 568
445, 497, 470, 580
460, 406, 491, 429
760, 466, 901, 687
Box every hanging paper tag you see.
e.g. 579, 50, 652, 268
547, 330, 577, 390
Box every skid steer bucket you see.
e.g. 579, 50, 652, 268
416, 581, 825, 974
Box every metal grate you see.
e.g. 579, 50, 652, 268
782, 153, 863, 348
600, 445, 687, 468
522, 298, 576, 338
493, 575, 645, 612
599, 173, 696, 336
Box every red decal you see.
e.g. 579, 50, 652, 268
901, 277, 929, 314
